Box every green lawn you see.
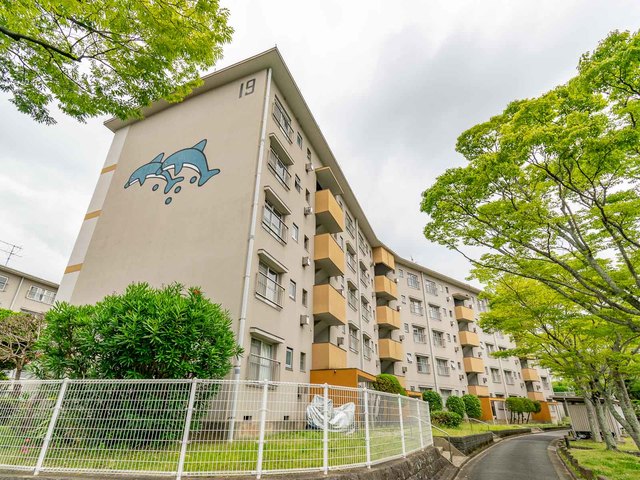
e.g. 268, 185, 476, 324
431, 422, 553, 437
568, 438, 639, 480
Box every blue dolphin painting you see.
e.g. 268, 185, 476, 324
160, 140, 220, 187
124, 153, 183, 194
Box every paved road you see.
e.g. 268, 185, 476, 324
456, 431, 571, 480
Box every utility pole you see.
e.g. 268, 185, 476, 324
0, 240, 22, 266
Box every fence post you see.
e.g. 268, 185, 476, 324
323, 383, 329, 475
34, 378, 68, 475
176, 378, 198, 480
416, 399, 424, 449
363, 387, 371, 468
398, 395, 406, 458
255, 380, 269, 479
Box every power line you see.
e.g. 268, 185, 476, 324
0, 240, 22, 266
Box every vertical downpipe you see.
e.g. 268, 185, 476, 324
229, 68, 273, 442
420, 274, 439, 393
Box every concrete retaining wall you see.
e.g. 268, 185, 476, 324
449, 432, 494, 455
493, 428, 532, 438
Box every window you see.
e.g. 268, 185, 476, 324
413, 326, 427, 344
294, 175, 302, 193
398, 269, 404, 278
249, 338, 278, 381
406, 353, 413, 364
363, 337, 373, 360
307, 148, 312, 161
273, 96, 293, 141
267, 149, 291, 188
436, 359, 450, 376
349, 327, 359, 353
404, 323, 409, 333
486, 343, 495, 354
432, 330, 445, 348
428, 304, 442, 320
541, 376, 550, 389
26, 286, 55, 305
425, 280, 438, 296
407, 273, 420, 289
262, 200, 288, 243
0, 275, 7, 292
347, 286, 358, 310
256, 263, 284, 306
445, 286, 449, 294
491, 368, 501, 383
446, 333, 451, 342
358, 233, 367, 256
345, 213, 355, 237
417, 355, 430, 374
361, 298, 371, 322
346, 248, 356, 272
305, 189, 310, 203
285, 347, 294, 370
360, 264, 369, 287
302, 289, 308, 307
296, 132, 303, 148
440, 388, 452, 401
409, 298, 423, 316
289, 280, 296, 300
300, 352, 306, 372
303, 235, 309, 251
505, 371, 515, 385
292, 223, 299, 242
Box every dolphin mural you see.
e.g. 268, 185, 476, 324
124, 153, 184, 194
160, 139, 220, 187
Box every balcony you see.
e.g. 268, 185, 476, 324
527, 391, 545, 402
375, 275, 398, 300
467, 385, 489, 397
314, 233, 345, 277
313, 284, 346, 326
455, 306, 475, 322
267, 149, 291, 189
521, 368, 541, 382
247, 353, 280, 382
372, 246, 395, 271
315, 190, 345, 233
312, 342, 347, 370
459, 330, 480, 347
256, 272, 285, 307
376, 306, 401, 330
463, 356, 485, 374
379, 338, 403, 362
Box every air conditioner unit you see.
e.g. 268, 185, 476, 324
302, 256, 311, 267
300, 315, 310, 326
396, 306, 401, 312
446, 296, 451, 302
483, 378, 488, 383
473, 327, 477, 333
305, 162, 314, 173
399, 335, 405, 341
521, 383, 525, 388
393, 278, 398, 284
337, 336, 344, 346
454, 347, 459, 352
337, 288, 344, 296
373, 324, 378, 331
304, 206, 313, 216
459, 374, 465, 380
450, 321, 454, 327
376, 360, 380, 367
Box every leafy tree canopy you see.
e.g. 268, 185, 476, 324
0, 0, 233, 124
372, 373, 406, 396
422, 390, 443, 412
462, 394, 482, 419
33, 282, 242, 379
0, 309, 44, 379
445, 395, 466, 418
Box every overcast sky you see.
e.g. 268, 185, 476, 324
1, 0, 639, 285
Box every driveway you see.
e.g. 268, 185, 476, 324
456, 430, 571, 480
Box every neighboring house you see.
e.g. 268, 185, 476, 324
57, 48, 557, 422
0, 265, 58, 315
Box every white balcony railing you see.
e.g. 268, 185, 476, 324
267, 150, 291, 188
256, 271, 285, 307
248, 354, 281, 382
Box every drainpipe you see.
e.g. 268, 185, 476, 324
9, 277, 24, 310
420, 274, 439, 393
354, 218, 364, 372
228, 68, 272, 442
494, 333, 509, 421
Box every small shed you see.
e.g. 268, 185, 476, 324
553, 393, 623, 439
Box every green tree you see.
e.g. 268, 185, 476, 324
0, 0, 232, 124
462, 394, 482, 419
422, 390, 443, 412
372, 374, 406, 396
446, 395, 466, 418
0, 309, 44, 380
421, 29, 640, 335
34, 282, 241, 379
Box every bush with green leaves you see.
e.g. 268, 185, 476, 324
431, 410, 463, 428
506, 396, 539, 423
446, 395, 466, 418
422, 390, 443, 412
372, 374, 406, 396
462, 394, 482, 419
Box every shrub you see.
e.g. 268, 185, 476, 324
462, 394, 482, 419
446, 395, 466, 418
422, 390, 443, 412
532, 400, 542, 414
431, 410, 463, 428
372, 374, 406, 395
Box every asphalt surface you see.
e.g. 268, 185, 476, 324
456, 431, 571, 480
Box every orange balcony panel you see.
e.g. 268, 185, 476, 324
312, 342, 347, 370
522, 368, 541, 382
459, 330, 480, 347
376, 306, 401, 330
313, 284, 346, 326
468, 385, 489, 397
455, 306, 474, 322
314, 233, 345, 277
372, 247, 395, 271
527, 391, 545, 402
375, 275, 398, 300
379, 338, 403, 362
463, 356, 485, 374
396, 375, 406, 388
315, 190, 345, 233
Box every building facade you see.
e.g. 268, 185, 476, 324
57, 49, 557, 422
0, 265, 58, 315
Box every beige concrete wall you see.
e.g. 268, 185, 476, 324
0, 268, 58, 314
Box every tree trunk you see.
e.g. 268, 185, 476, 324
584, 395, 602, 442
604, 396, 640, 449
14, 360, 23, 381
592, 395, 617, 450
613, 373, 640, 444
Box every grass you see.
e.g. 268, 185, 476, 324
567, 437, 639, 480
431, 421, 552, 437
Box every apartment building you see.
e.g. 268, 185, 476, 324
57, 48, 557, 422
0, 265, 58, 315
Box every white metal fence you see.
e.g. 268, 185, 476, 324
0, 379, 433, 478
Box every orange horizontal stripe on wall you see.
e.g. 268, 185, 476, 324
84, 210, 101, 220
101, 164, 117, 174
64, 264, 83, 274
